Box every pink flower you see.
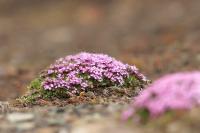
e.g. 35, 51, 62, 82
123, 72, 200, 120
40, 52, 148, 94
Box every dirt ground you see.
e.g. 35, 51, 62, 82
0, 0, 200, 132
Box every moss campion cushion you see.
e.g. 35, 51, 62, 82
21, 52, 148, 104
122, 72, 200, 120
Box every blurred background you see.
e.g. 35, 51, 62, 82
0, 0, 200, 100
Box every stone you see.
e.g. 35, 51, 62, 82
16, 122, 35, 131
0, 101, 9, 113
7, 113, 34, 123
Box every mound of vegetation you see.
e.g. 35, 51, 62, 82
122, 72, 200, 122
18, 52, 149, 106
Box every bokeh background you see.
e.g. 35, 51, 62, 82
0, 0, 200, 100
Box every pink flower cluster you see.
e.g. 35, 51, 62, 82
41, 52, 147, 94
122, 72, 200, 120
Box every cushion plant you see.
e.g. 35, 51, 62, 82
19, 52, 148, 105
122, 72, 200, 121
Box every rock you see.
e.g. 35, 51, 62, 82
0, 101, 9, 113
16, 122, 35, 131
7, 113, 34, 123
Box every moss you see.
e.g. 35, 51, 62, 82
137, 108, 150, 123
28, 78, 43, 90
19, 75, 147, 105
18, 77, 71, 105
124, 76, 143, 88
17, 71, 148, 105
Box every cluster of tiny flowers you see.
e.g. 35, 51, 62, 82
41, 52, 148, 94
122, 72, 200, 120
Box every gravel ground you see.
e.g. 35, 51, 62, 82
1, 102, 200, 133
0, 102, 130, 133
